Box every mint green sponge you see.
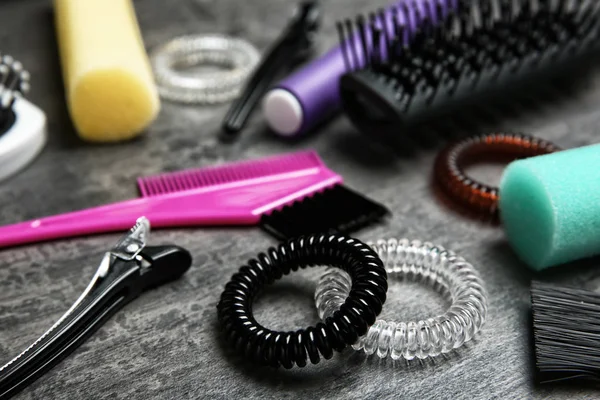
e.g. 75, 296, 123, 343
499, 143, 600, 270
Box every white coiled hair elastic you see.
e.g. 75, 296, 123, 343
315, 239, 488, 360
150, 35, 260, 104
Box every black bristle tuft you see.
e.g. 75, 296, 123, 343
392, 6, 403, 43
259, 185, 390, 241
337, 0, 600, 146
531, 281, 600, 385
368, 12, 380, 67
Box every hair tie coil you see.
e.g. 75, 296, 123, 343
151, 35, 260, 104
315, 239, 488, 360
217, 233, 388, 368
434, 133, 560, 219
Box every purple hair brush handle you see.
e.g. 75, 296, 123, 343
262, 0, 457, 137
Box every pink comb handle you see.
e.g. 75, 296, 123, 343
0, 153, 342, 248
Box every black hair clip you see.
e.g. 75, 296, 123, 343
0, 217, 192, 399
220, 0, 320, 140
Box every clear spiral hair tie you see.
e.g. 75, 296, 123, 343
150, 35, 261, 104
315, 239, 488, 360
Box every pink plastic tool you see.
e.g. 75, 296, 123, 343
0, 151, 343, 248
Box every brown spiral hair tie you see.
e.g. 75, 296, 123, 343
434, 133, 561, 219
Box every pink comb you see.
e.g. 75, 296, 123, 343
0, 151, 343, 248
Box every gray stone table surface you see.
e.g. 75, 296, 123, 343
1, 0, 600, 399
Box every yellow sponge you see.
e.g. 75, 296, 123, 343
54, 0, 160, 142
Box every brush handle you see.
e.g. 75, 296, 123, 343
0, 196, 259, 248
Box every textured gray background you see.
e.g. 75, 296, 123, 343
1, 0, 600, 399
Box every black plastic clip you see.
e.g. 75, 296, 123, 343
0, 217, 192, 399
220, 1, 321, 140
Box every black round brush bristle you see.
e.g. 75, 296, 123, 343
338, 0, 600, 146
531, 281, 600, 385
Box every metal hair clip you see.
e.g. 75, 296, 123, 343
220, 0, 321, 140
0, 217, 192, 399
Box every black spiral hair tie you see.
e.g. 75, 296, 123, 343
216, 233, 388, 368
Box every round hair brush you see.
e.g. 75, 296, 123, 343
338, 0, 600, 145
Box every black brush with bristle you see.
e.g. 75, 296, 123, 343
531, 281, 600, 385
337, 0, 600, 146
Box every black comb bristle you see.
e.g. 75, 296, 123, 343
368, 12, 381, 67
338, 0, 600, 146
259, 184, 390, 241
531, 282, 600, 385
